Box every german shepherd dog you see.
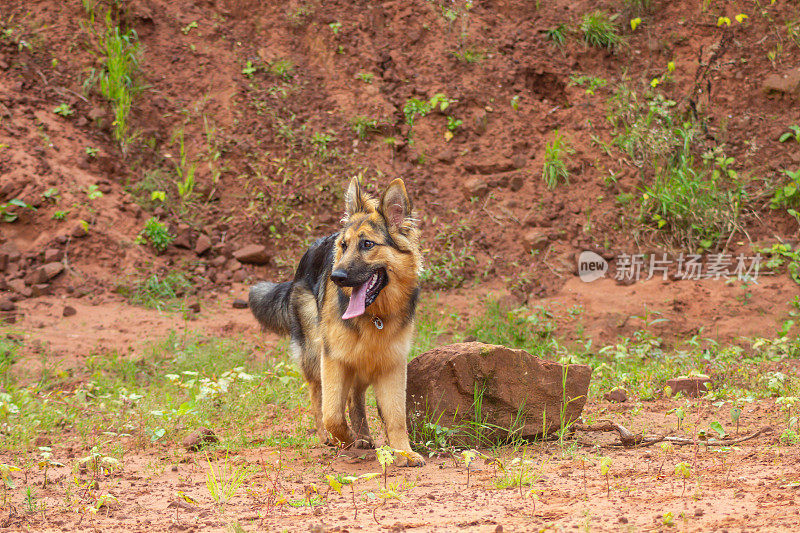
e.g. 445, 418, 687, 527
249, 178, 425, 467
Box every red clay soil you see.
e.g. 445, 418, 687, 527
2, 0, 800, 530
1, 0, 799, 327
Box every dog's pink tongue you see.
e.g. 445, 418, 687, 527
341, 281, 368, 319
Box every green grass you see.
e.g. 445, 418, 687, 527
0, 332, 308, 451
86, 12, 143, 152
117, 271, 191, 310
607, 85, 748, 250
450, 47, 485, 63
581, 11, 621, 50
349, 116, 378, 140
542, 130, 574, 189
137, 217, 175, 253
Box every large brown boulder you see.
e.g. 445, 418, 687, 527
407, 342, 591, 444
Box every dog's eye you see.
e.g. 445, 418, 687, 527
362, 240, 375, 250
341, 241, 348, 251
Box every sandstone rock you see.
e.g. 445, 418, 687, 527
462, 177, 489, 199
62, 306, 77, 317
210, 255, 227, 268
511, 153, 528, 169
0, 298, 15, 312
666, 375, 712, 397
232, 298, 248, 309
232, 270, 247, 283
233, 244, 270, 265
509, 175, 525, 192
603, 387, 628, 403
226, 258, 243, 271
194, 234, 212, 256
183, 427, 219, 451
407, 342, 591, 444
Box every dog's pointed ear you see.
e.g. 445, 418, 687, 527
344, 177, 367, 218
380, 178, 413, 231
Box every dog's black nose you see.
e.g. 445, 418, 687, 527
330, 269, 348, 285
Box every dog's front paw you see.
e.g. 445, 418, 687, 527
353, 436, 374, 449
393, 450, 426, 467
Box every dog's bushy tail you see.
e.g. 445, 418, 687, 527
248, 281, 292, 336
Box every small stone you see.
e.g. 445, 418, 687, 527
666, 375, 712, 397
226, 258, 243, 271
31, 283, 51, 297
62, 306, 77, 317
37, 262, 64, 282
71, 223, 89, 238
604, 387, 628, 403
0, 298, 15, 312
509, 175, 525, 192
437, 148, 456, 164
210, 256, 227, 268
194, 234, 212, 256
511, 154, 527, 169
8, 279, 31, 297
87, 106, 106, 121
232, 298, 248, 309
472, 109, 489, 135
232, 270, 247, 283
462, 177, 489, 199
188, 302, 201, 314
183, 427, 219, 451
523, 229, 550, 252
763, 67, 800, 94
43, 248, 63, 263
167, 499, 198, 512
173, 224, 193, 249
233, 244, 270, 265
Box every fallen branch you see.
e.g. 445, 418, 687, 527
574, 420, 774, 448
573, 420, 641, 447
